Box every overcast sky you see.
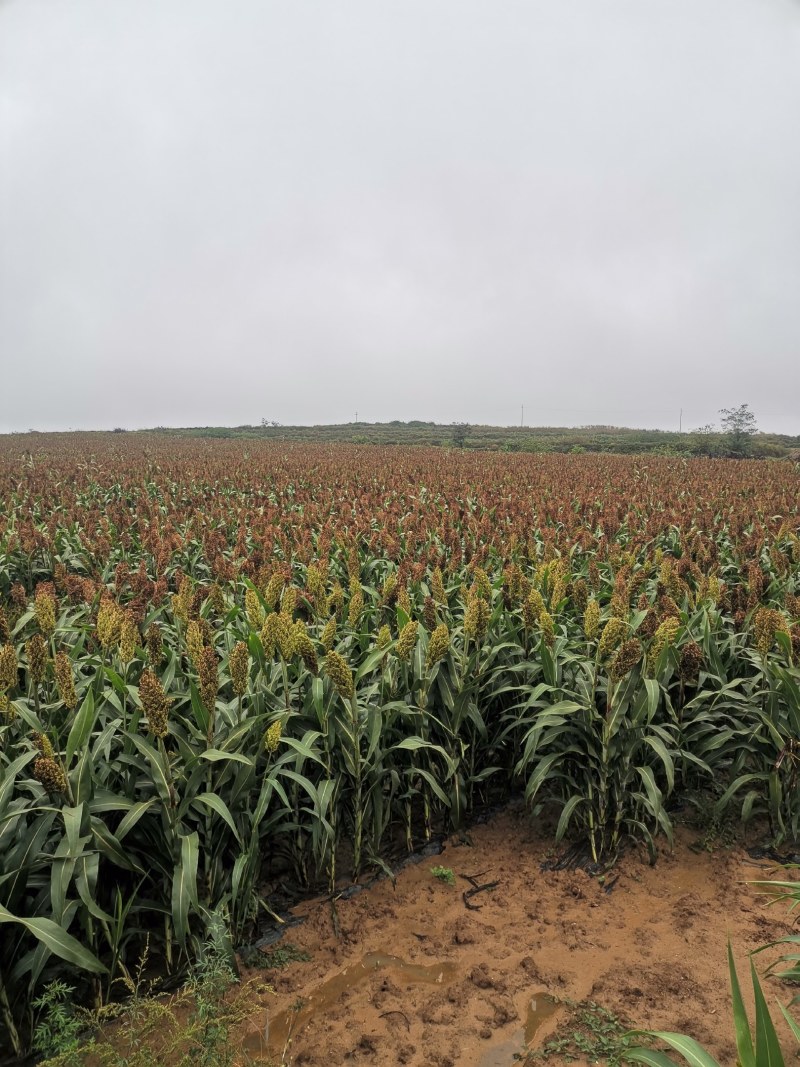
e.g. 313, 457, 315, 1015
1, 0, 799, 434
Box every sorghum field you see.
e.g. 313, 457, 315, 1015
1, 434, 799, 1062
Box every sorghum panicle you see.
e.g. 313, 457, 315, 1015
186, 620, 204, 668
26, 634, 48, 686
118, 613, 138, 664
35, 591, 56, 636
54, 651, 78, 710
0, 644, 18, 692
229, 641, 250, 695
198, 646, 218, 713
396, 620, 418, 661
324, 650, 354, 700
609, 638, 643, 681
292, 622, 318, 675
139, 669, 171, 739
321, 616, 337, 652
263, 720, 282, 754
583, 598, 601, 641
431, 567, 446, 604
598, 617, 627, 658
426, 623, 450, 669
245, 587, 265, 629
146, 623, 163, 667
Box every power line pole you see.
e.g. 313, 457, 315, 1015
679, 408, 683, 433
521, 405, 524, 428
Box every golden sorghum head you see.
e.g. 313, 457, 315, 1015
139, 668, 171, 739
396, 620, 419, 661
33, 756, 68, 795
35, 591, 57, 637
598, 617, 627, 659
260, 613, 281, 659
426, 623, 450, 670
321, 616, 337, 652
198, 646, 218, 713
96, 597, 123, 650
229, 641, 250, 695
609, 593, 629, 620
523, 589, 545, 630
539, 609, 555, 648
172, 577, 193, 624
118, 613, 138, 665
280, 585, 298, 619
588, 560, 601, 590
292, 622, 318, 675
264, 572, 285, 611
753, 607, 786, 658
397, 586, 412, 618
54, 651, 78, 710
326, 582, 345, 618
464, 595, 489, 642
145, 623, 163, 667
0, 644, 18, 692
208, 583, 226, 616
423, 595, 437, 632
377, 624, 392, 652
276, 613, 294, 660
431, 567, 446, 605
305, 564, 326, 608
186, 620, 204, 668
27, 634, 48, 686
0, 692, 11, 718
245, 587, 265, 629
471, 567, 491, 601
503, 563, 524, 604
609, 638, 643, 681
678, 641, 704, 684
381, 574, 399, 607
550, 577, 567, 611
572, 578, 589, 614
32, 730, 55, 758
0, 606, 10, 643
649, 617, 681, 671
348, 584, 364, 628
584, 598, 601, 641
263, 719, 282, 754
324, 650, 354, 701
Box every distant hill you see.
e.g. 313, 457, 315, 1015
144, 421, 800, 458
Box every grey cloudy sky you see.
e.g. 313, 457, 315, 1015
1, 0, 799, 434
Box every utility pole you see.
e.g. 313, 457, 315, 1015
521, 405, 524, 428
355, 412, 358, 424
679, 408, 682, 433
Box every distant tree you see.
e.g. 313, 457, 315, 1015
451, 422, 469, 448
719, 404, 758, 457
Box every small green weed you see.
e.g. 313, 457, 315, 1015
530, 1000, 636, 1065
32, 981, 85, 1066
431, 865, 456, 886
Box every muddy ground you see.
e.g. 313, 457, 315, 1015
238, 807, 799, 1066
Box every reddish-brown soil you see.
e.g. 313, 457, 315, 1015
238, 807, 799, 1066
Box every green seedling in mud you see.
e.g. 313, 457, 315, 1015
530, 1000, 635, 1065
431, 865, 456, 886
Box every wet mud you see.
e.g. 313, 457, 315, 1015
238, 807, 799, 1066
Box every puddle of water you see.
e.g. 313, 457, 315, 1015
476, 992, 560, 1067
524, 992, 560, 1042
244, 951, 458, 1056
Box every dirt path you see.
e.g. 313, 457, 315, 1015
239, 808, 799, 1066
